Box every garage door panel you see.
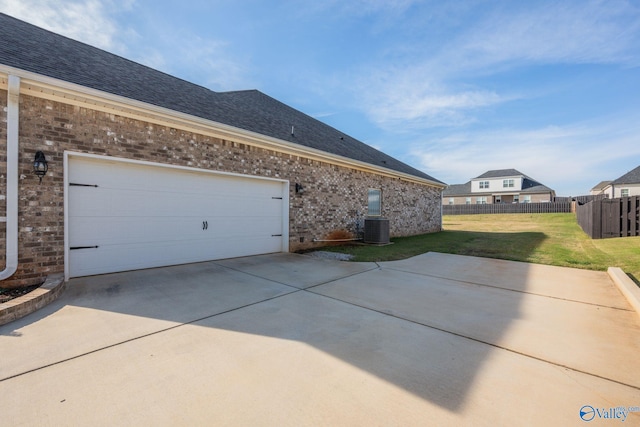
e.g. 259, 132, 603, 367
70, 217, 206, 246
70, 158, 282, 196
71, 234, 282, 277
70, 188, 281, 219
68, 157, 287, 277
70, 215, 282, 247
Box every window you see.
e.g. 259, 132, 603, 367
465, 197, 471, 205
523, 195, 531, 203
514, 195, 519, 203
479, 181, 490, 189
368, 189, 382, 216
503, 179, 514, 188
621, 189, 630, 197
448, 198, 454, 205
495, 196, 502, 203
476, 197, 487, 204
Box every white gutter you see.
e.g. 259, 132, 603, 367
0, 75, 19, 280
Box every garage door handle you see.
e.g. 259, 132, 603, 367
70, 246, 99, 250
70, 183, 99, 187
203, 221, 208, 230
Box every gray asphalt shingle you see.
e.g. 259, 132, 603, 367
611, 165, 640, 185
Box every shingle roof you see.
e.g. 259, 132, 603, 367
591, 180, 612, 191
442, 183, 472, 196
474, 169, 524, 179
520, 181, 554, 194
0, 13, 443, 185
611, 165, 640, 185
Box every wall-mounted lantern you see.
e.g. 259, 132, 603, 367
295, 183, 304, 194
33, 151, 48, 184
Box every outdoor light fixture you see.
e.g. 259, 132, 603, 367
33, 151, 48, 184
295, 183, 304, 194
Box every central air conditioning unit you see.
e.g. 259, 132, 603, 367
364, 217, 390, 244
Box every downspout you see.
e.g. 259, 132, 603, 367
0, 75, 20, 280
440, 189, 444, 231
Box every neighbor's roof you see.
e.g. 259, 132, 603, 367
0, 13, 443, 185
474, 169, 525, 179
611, 165, 640, 185
443, 183, 472, 196
590, 180, 612, 191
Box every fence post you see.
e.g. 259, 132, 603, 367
632, 196, 640, 237
621, 197, 629, 237
593, 199, 603, 239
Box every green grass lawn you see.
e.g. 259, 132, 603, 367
315, 213, 640, 283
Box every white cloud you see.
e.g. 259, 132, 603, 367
296, 0, 418, 18
350, 1, 640, 130
0, 0, 253, 91
410, 114, 640, 195
457, 1, 640, 69
355, 64, 518, 130
0, 0, 134, 52
140, 30, 252, 92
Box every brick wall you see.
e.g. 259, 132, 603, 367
0, 91, 442, 287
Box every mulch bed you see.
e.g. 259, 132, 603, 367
0, 284, 41, 303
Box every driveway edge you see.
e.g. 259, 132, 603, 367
608, 267, 640, 316
0, 274, 65, 326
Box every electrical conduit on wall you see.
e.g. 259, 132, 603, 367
0, 75, 19, 280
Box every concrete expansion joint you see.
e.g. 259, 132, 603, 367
306, 287, 640, 392
382, 266, 633, 311
303, 264, 380, 291
0, 287, 302, 383
210, 261, 302, 291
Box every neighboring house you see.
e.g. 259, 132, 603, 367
590, 181, 612, 196
443, 169, 555, 205
591, 165, 640, 198
0, 14, 445, 287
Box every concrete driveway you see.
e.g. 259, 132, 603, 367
1, 252, 639, 426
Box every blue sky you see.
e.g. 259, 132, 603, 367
2, 0, 639, 195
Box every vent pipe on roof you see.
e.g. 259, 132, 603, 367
0, 75, 20, 280
291, 126, 294, 137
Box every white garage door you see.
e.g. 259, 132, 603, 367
67, 155, 288, 278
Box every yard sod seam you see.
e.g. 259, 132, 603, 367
381, 266, 634, 312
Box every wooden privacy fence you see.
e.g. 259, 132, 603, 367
576, 197, 640, 239
443, 202, 572, 215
